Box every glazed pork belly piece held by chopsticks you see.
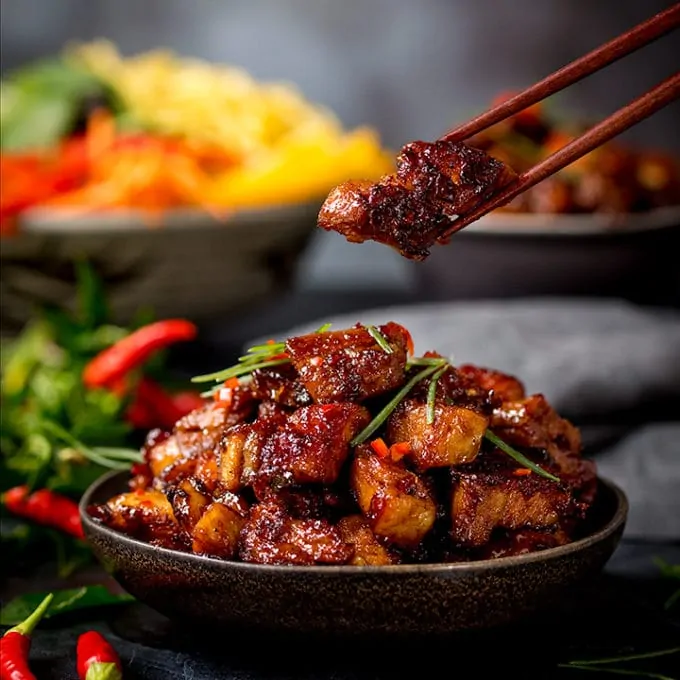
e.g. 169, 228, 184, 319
318, 6, 680, 260
318, 141, 515, 260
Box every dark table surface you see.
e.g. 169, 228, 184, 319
2, 288, 679, 680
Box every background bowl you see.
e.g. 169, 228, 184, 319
81, 470, 627, 636
0, 201, 321, 336
410, 206, 680, 307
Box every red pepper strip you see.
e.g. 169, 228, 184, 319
370, 438, 390, 459
2, 487, 84, 539
0, 593, 54, 680
389, 442, 411, 461
82, 319, 198, 390
77, 631, 123, 680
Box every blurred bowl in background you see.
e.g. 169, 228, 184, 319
0, 202, 320, 336
411, 206, 680, 307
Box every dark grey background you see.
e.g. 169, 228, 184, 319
2, 0, 679, 291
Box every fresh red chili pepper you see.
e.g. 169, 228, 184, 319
0, 593, 53, 680
2, 486, 84, 539
82, 319, 198, 389
133, 377, 187, 429
76, 630, 123, 680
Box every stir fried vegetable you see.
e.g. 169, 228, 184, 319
0, 42, 393, 231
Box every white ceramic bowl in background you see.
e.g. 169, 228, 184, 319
0, 202, 321, 335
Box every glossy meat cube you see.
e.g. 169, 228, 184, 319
351, 447, 436, 549
191, 493, 247, 559
88, 489, 184, 550
285, 323, 409, 403
387, 399, 488, 469
166, 477, 211, 534
258, 403, 370, 486
337, 515, 397, 566
450, 455, 573, 547
250, 363, 313, 408
238, 497, 352, 565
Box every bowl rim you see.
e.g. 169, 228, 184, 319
18, 200, 325, 234
461, 204, 680, 237
80, 470, 628, 575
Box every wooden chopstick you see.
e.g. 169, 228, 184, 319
441, 3, 680, 144
438, 70, 680, 241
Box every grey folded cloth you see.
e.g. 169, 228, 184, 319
252, 298, 680, 541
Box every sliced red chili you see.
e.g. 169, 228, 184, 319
389, 441, 411, 461
370, 438, 390, 459
82, 319, 198, 390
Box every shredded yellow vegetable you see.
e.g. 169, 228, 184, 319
65, 41, 393, 208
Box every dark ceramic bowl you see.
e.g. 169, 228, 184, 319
410, 207, 680, 307
80, 471, 627, 636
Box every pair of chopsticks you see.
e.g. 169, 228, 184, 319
438, 3, 680, 239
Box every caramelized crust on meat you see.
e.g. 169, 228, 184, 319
337, 515, 398, 565
387, 399, 488, 469
88, 489, 184, 550
318, 140, 516, 260
457, 364, 526, 402
352, 447, 436, 549
166, 477, 211, 534
478, 527, 571, 560
258, 403, 371, 487
251, 363, 313, 408
285, 323, 409, 403
191, 495, 247, 559
450, 454, 573, 547
238, 497, 352, 565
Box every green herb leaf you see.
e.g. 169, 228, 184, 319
484, 430, 560, 482
563, 647, 680, 667
0, 585, 135, 626
366, 326, 393, 354
351, 363, 445, 446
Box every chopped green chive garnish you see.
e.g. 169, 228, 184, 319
484, 430, 560, 482
366, 325, 393, 354
426, 365, 448, 425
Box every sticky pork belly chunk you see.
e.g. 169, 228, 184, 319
257, 403, 371, 488
143, 395, 255, 489
317, 140, 516, 260
285, 322, 410, 403
450, 452, 575, 548
337, 515, 399, 566
351, 445, 437, 549
250, 363, 313, 409
191, 491, 249, 559
489, 393, 596, 500
88, 489, 186, 551
238, 496, 353, 565
456, 364, 526, 403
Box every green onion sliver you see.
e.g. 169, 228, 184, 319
484, 430, 560, 482
366, 325, 393, 354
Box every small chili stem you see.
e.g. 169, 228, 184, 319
8, 593, 54, 636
